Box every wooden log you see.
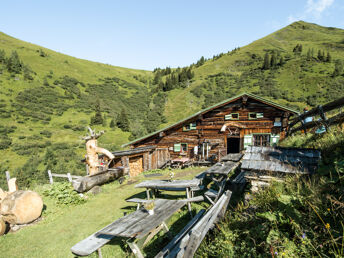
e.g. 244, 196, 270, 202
72, 169, 124, 193
0, 188, 7, 201
0, 217, 6, 236
5, 171, 10, 182
0, 190, 43, 224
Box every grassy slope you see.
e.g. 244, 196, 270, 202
162, 21, 344, 126
0, 32, 151, 177
0, 167, 205, 258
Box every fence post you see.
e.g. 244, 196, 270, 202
5, 171, 10, 182
318, 105, 330, 132
48, 170, 53, 184
67, 173, 72, 182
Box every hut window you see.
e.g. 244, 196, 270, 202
183, 122, 197, 131
181, 143, 188, 152
253, 134, 270, 147
244, 134, 253, 149
249, 112, 263, 119
174, 143, 181, 152
225, 113, 239, 120
274, 117, 282, 127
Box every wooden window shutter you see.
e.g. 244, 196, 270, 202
257, 113, 264, 118
174, 143, 181, 152
225, 114, 232, 120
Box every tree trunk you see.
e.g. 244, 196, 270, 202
0, 217, 6, 236
72, 168, 125, 193
0, 191, 43, 225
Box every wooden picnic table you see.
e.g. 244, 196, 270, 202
135, 179, 201, 214
71, 199, 186, 258
203, 161, 239, 176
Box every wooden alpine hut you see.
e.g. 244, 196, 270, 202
123, 93, 298, 165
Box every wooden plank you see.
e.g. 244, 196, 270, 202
5, 171, 10, 182
135, 179, 201, 189
155, 209, 206, 258
97, 199, 186, 239
47, 170, 53, 184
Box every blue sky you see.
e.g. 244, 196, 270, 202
1, 0, 343, 70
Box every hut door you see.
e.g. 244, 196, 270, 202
227, 137, 240, 154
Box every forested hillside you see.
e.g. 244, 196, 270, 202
1, 21, 344, 188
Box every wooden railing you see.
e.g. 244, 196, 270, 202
287, 96, 344, 136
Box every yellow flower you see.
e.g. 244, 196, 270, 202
327, 208, 330, 212
247, 192, 250, 195
325, 223, 330, 229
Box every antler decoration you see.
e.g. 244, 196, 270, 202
82, 127, 104, 141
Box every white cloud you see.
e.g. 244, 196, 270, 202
306, 0, 334, 19
287, 0, 335, 23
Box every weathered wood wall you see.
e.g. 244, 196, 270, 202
132, 97, 291, 160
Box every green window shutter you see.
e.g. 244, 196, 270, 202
270, 135, 280, 146
244, 135, 253, 149
174, 143, 181, 152
257, 113, 264, 118
225, 114, 232, 120
190, 122, 197, 130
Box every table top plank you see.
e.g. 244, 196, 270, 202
135, 179, 200, 189
98, 199, 186, 239
203, 161, 238, 175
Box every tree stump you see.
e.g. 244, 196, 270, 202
0, 217, 6, 236
0, 190, 43, 225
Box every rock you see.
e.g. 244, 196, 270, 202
11, 224, 19, 232
88, 186, 102, 195
0, 190, 43, 225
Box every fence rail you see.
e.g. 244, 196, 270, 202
287, 96, 344, 136
47, 170, 82, 184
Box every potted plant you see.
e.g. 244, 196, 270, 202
144, 200, 155, 215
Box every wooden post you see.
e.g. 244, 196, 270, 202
97, 248, 102, 258
5, 171, 10, 182
86, 164, 89, 175
67, 173, 72, 182
48, 170, 53, 184
318, 105, 330, 132
186, 187, 193, 218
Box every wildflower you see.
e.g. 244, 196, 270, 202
325, 223, 330, 229
247, 192, 250, 195
302, 233, 306, 239
327, 208, 330, 212
274, 251, 278, 255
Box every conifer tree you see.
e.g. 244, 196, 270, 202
333, 60, 343, 77
7, 50, 22, 74
109, 118, 115, 128
270, 52, 277, 68
117, 109, 130, 132
262, 53, 270, 70
279, 56, 285, 66
326, 52, 331, 62
0, 49, 5, 63
317, 50, 323, 61
90, 99, 104, 125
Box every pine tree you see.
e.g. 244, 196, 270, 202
317, 50, 323, 61
90, 99, 103, 125
262, 53, 270, 70
0, 49, 5, 63
270, 52, 277, 68
279, 56, 285, 66
109, 118, 115, 128
117, 109, 130, 132
6, 51, 22, 74
326, 52, 332, 62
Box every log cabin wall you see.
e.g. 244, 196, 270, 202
131, 95, 295, 161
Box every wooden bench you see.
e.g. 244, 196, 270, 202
156, 190, 232, 258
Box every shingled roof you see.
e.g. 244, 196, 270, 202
123, 93, 299, 147
241, 146, 321, 174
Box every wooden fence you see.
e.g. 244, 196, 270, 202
287, 96, 344, 136
47, 170, 82, 184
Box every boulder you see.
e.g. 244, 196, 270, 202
0, 190, 43, 225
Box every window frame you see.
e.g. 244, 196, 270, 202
225, 113, 240, 120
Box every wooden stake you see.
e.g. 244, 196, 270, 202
5, 171, 10, 182
48, 170, 53, 184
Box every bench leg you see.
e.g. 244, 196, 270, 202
97, 248, 103, 258
127, 240, 144, 258
146, 189, 150, 200
186, 188, 193, 218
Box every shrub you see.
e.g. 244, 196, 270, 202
43, 182, 86, 205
